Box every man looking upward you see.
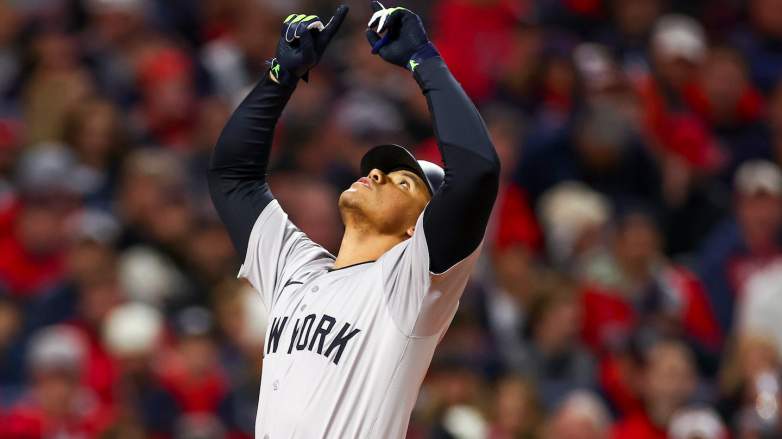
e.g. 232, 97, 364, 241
208, 3, 500, 437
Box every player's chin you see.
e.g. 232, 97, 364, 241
338, 188, 367, 211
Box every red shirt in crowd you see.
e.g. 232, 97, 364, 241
158, 358, 227, 414
432, 0, 523, 101
0, 232, 65, 298
0, 392, 113, 438
580, 266, 722, 416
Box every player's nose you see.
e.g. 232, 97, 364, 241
368, 168, 385, 184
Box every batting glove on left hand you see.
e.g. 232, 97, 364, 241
366, 2, 439, 72
271, 5, 349, 85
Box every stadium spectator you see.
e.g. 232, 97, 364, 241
159, 307, 227, 414
101, 302, 181, 438
487, 374, 541, 439
0, 146, 83, 298
731, 0, 782, 93
1, 325, 112, 438
83, 0, 158, 107
538, 181, 611, 271
423, 355, 491, 439
718, 334, 781, 436
517, 275, 597, 410
214, 281, 266, 439
611, 337, 698, 439
697, 160, 782, 335
579, 209, 722, 358
542, 390, 611, 439
492, 22, 544, 112
599, 0, 663, 78
516, 101, 661, 211
62, 98, 127, 210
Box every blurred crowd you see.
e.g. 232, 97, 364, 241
0, 0, 781, 438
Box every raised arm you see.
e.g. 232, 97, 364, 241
367, 5, 500, 273
209, 7, 348, 256
417, 57, 500, 273
208, 73, 292, 256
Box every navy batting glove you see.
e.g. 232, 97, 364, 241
271, 5, 349, 85
366, 2, 439, 72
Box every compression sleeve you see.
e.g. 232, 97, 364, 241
208, 71, 298, 256
414, 57, 501, 273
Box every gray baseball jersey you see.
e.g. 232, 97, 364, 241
238, 200, 481, 438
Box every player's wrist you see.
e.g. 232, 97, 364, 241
411, 54, 448, 90
268, 58, 300, 87
406, 42, 439, 72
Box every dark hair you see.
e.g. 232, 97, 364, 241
523, 272, 577, 338
628, 331, 693, 370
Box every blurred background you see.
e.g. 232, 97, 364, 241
0, 0, 781, 438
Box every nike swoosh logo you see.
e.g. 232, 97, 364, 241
283, 280, 304, 289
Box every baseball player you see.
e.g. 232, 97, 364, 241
208, 3, 499, 437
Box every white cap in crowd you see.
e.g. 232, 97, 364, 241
27, 325, 86, 374
573, 43, 617, 92
16, 144, 87, 196
118, 246, 187, 306
652, 14, 707, 63
103, 302, 163, 357
442, 405, 488, 439
556, 390, 611, 434
538, 181, 611, 265
734, 160, 782, 196
669, 407, 728, 439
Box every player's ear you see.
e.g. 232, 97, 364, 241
406, 226, 415, 238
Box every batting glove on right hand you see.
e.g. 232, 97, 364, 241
366, 2, 439, 72
271, 5, 349, 85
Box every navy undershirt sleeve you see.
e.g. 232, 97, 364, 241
413, 57, 501, 274
208, 72, 297, 257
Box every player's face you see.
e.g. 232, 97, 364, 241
339, 168, 431, 237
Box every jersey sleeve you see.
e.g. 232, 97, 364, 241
378, 209, 482, 338
238, 200, 335, 311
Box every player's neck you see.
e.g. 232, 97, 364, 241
333, 226, 406, 269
